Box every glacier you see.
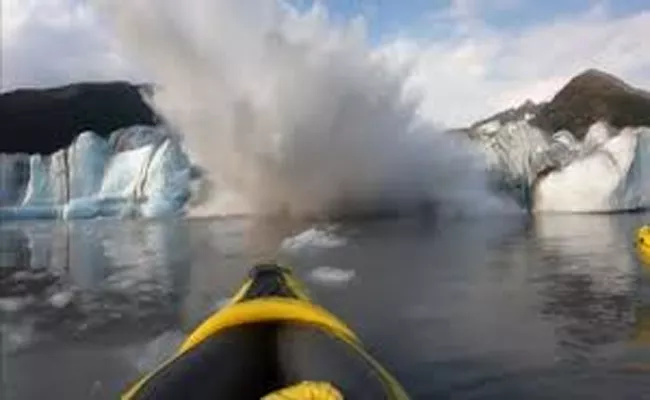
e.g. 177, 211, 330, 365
471, 120, 549, 207
0, 126, 194, 220
474, 119, 650, 212
4, 118, 650, 219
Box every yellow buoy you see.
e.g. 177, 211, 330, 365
636, 225, 650, 265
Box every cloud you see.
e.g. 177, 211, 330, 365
2, 0, 650, 129
447, 0, 523, 22
1, 0, 141, 91
380, 3, 650, 127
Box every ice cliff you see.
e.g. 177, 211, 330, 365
0, 126, 193, 219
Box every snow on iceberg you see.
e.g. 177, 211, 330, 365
474, 118, 650, 212
533, 129, 636, 212
0, 126, 194, 219
533, 127, 650, 212
582, 121, 616, 152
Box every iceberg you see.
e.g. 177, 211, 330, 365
472, 120, 549, 206
307, 266, 356, 287
534, 128, 637, 212
534, 127, 650, 212
280, 226, 347, 253
0, 126, 194, 220
476, 118, 650, 212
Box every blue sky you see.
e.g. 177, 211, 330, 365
290, 0, 650, 43
3, 0, 650, 126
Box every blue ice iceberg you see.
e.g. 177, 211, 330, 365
0, 126, 194, 219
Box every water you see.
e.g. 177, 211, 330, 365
2, 213, 650, 399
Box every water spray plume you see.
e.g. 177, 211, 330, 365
96, 0, 517, 218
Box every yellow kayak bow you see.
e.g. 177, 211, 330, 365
123, 263, 409, 400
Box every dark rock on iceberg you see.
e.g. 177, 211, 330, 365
532, 69, 650, 139
0, 81, 158, 154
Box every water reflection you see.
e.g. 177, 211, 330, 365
0, 219, 202, 399
534, 215, 650, 369
0, 216, 305, 399
1, 214, 650, 399
625, 270, 650, 372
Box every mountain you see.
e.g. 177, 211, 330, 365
468, 69, 650, 140
532, 69, 650, 139
0, 82, 158, 154
466, 69, 650, 213
0, 83, 193, 219
469, 99, 544, 138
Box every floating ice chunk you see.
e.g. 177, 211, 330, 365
281, 227, 346, 252
48, 290, 75, 308
308, 266, 356, 287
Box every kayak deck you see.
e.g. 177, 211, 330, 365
123, 264, 408, 400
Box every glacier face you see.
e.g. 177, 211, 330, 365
0, 126, 194, 220
4, 118, 650, 219
533, 129, 638, 212
475, 119, 650, 212
471, 120, 549, 206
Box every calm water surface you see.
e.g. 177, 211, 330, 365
1, 213, 650, 399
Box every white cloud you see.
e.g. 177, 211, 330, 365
447, 0, 523, 21
381, 4, 650, 127
1, 0, 141, 91
2, 0, 649, 129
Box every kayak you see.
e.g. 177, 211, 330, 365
637, 225, 650, 265
123, 263, 409, 399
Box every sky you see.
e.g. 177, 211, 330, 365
2, 0, 650, 127
293, 0, 650, 43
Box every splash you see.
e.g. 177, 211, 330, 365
96, 0, 515, 218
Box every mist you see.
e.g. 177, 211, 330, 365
96, 0, 516, 218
